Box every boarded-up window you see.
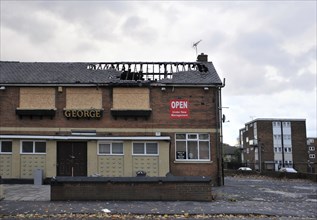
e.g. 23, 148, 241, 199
19, 88, 55, 109
112, 88, 150, 110
66, 88, 102, 109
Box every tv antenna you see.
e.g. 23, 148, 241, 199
192, 40, 202, 56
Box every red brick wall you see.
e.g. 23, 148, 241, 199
291, 121, 308, 172
0, 86, 222, 184
50, 177, 213, 201
0, 86, 218, 130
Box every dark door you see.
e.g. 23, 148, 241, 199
57, 142, 87, 176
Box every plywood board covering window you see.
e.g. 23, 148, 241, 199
66, 88, 102, 109
19, 88, 55, 109
112, 88, 150, 110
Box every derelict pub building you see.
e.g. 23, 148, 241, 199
0, 54, 225, 190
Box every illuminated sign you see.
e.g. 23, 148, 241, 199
64, 109, 102, 118
170, 100, 189, 119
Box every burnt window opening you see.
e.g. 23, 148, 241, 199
120, 71, 144, 81
87, 62, 209, 81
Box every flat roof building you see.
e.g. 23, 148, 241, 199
239, 118, 308, 173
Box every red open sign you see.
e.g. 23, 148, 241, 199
170, 100, 189, 119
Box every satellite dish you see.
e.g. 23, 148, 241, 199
192, 40, 202, 56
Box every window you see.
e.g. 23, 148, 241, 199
66, 88, 102, 109
98, 142, 123, 155
283, 135, 291, 140
112, 88, 150, 110
309, 154, 315, 159
307, 139, 314, 144
0, 141, 12, 154
175, 133, 210, 161
21, 141, 46, 154
284, 147, 292, 153
133, 142, 158, 155
309, 146, 315, 151
19, 87, 55, 109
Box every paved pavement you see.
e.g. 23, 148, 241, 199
0, 176, 317, 219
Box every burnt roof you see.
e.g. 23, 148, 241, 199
0, 61, 223, 86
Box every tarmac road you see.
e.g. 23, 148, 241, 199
0, 175, 316, 219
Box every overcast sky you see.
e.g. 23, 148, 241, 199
1, 0, 316, 145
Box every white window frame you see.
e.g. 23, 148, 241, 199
309, 146, 315, 151
309, 154, 315, 159
132, 142, 159, 156
175, 133, 210, 161
98, 141, 124, 155
0, 140, 13, 154
20, 140, 46, 154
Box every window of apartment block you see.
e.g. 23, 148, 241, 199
19, 87, 55, 109
98, 142, 123, 155
21, 141, 46, 154
282, 122, 291, 127
309, 146, 315, 151
284, 147, 292, 153
66, 88, 102, 109
175, 133, 210, 161
0, 140, 12, 154
132, 142, 158, 155
309, 154, 315, 159
253, 122, 257, 139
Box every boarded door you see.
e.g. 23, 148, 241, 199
57, 142, 87, 176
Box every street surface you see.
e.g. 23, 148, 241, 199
0, 175, 316, 219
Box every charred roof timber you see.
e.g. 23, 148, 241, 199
86, 62, 209, 81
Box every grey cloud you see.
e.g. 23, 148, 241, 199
120, 16, 158, 44
2, 2, 57, 44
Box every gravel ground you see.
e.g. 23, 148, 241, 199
1, 175, 316, 219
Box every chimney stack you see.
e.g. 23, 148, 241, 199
197, 53, 208, 62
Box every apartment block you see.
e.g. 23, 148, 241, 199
239, 118, 308, 173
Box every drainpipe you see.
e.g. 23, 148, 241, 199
216, 79, 225, 186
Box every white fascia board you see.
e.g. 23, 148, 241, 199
0, 135, 170, 141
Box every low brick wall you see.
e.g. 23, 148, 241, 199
0, 176, 4, 200
224, 169, 317, 182
51, 176, 213, 201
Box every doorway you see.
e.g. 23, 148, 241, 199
57, 142, 87, 176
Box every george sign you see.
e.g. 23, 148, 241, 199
170, 100, 189, 119
64, 109, 102, 119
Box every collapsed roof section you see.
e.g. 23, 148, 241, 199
0, 58, 223, 86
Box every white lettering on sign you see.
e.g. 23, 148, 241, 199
170, 100, 188, 109
170, 99, 189, 119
